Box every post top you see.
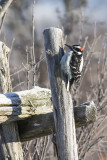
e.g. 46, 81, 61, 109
43, 27, 63, 34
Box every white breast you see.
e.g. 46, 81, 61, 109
79, 56, 83, 72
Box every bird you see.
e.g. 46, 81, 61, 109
60, 44, 83, 92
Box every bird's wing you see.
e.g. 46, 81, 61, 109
60, 51, 73, 76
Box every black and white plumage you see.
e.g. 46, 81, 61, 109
60, 44, 83, 91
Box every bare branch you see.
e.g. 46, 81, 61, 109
0, 0, 14, 19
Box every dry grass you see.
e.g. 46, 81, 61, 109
0, 1, 107, 159
75, 34, 107, 160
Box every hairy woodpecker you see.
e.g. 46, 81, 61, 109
60, 44, 83, 91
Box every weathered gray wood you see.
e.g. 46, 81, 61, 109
0, 42, 23, 160
43, 27, 78, 160
0, 86, 51, 107
0, 87, 97, 127
0, 87, 52, 123
0, 42, 12, 93
74, 101, 97, 127
18, 101, 97, 142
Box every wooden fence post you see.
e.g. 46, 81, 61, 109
0, 42, 23, 160
43, 28, 78, 160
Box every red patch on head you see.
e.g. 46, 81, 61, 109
80, 47, 83, 51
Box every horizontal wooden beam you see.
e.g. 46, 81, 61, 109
0, 87, 96, 124
0, 86, 97, 141
18, 101, 97, 142
0, 87, 52, 123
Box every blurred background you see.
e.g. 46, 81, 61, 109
0, 0, 107, 159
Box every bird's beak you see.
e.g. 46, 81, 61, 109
65, 44, 72, 50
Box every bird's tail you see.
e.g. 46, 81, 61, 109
67, 78, 74, 92
67, 80, 70, 92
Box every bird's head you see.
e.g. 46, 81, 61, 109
65, 44, 83, 55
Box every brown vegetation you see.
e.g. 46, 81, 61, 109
0, 0, 107, 159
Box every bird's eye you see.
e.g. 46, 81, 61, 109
75, 48, 81, 52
